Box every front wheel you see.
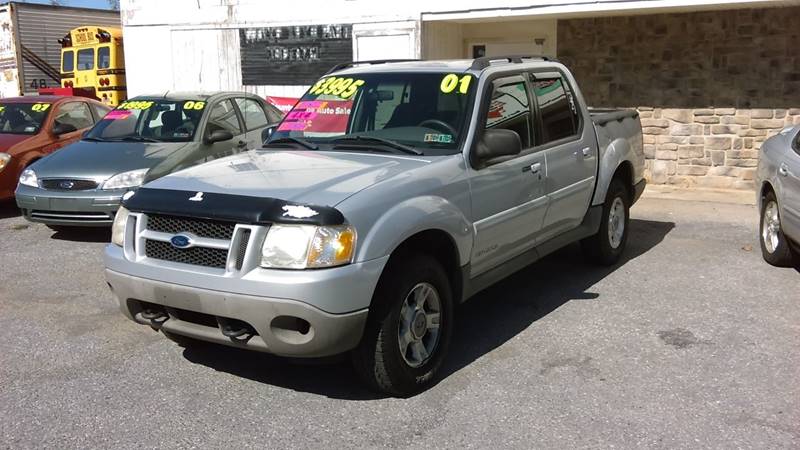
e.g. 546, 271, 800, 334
581, 178, 630, 265
759, 191, 795, 267
351, 255, 453, 397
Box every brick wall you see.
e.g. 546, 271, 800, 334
557, 7, 800, 189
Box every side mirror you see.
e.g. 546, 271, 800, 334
261, 123, 277, 144
474, 129, 522, 161
204, 129, 233, 144
52, 122, 78, 136
81, 129, 90, 138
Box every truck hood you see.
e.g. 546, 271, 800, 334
144, 150, 432, 206
32, 140, 188, 180
0, 133, 31, 152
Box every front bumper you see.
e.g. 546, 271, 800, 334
106, 269, 369, 357
15, 183, 124, 226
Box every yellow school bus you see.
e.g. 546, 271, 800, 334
58, 26, 126, 106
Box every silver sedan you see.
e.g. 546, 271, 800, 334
756, 125, 800, 266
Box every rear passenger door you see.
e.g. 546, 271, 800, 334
530, 72, 596, 239
468, 74, 548, 276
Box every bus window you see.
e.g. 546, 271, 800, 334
98, 46, 110, 69
62, 50, 74, 72
77, 48, 94, 70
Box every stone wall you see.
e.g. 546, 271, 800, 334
557, 7, 800, 189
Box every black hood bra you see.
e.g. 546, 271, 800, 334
122, 188, 346, 226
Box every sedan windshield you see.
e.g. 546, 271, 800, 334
0, 102, 51, 135
86, 99, 206, 142
270, 71, 476, 154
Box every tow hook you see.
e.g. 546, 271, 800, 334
140, 308, 168, 325
218, 318, 255, 340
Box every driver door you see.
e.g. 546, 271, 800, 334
468, 74, 548, 276
198, 99, 248, 163
44, 101, 93, 154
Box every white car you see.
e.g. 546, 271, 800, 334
757, 125, 800, 266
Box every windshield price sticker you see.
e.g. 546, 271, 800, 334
118, 101, 154, 110
183, 101, 206, 110
31, 103, 51, 112
440, 74, 472, 94
0, 105, 5, 112
309, 77, 365, 99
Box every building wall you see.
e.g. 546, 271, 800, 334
558, 6, 800, 189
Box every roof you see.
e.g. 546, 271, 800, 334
0, 95, 97, 103
330, 57, 561, 76
132, 91, 261, 101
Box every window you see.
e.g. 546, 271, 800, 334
54, 102, 93, 130
93, 103, 111, 121
87, 99, 203, 142
532, 76, 579, 144
234, 98, 269, 130
206, 100, 241, 136
62, 51, 74, 72
485, 77, 532, 148
98, 46, 110, 69
77, 49, 94, 70
264, 103, 282, 123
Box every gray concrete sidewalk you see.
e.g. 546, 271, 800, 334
641, 184, 756, 205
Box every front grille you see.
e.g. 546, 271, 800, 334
40, 179, 98, 190
147, 214, 235, 240
144, 239, 228, 268
30, 210, 112, 221
235, 229, 251, 270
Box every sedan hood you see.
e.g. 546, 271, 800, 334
32, 140, 188, 180
145, 150, 432, 206
0, 133, 31, 152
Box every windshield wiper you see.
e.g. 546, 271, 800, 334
332, 136, 423, 155
116, 136, 160, 143
82, 136, 108, 142
263, 137, 319, 151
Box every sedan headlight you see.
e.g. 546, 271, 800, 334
18, 168, 38, 187
111, 206, 130, 246
102, 168, 148, 190
261, 224, 356, 269
0, 153, 9, 172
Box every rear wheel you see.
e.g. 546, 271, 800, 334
759, 191, 795, 267
581, 178, 630, 265
351, 254, 453, 397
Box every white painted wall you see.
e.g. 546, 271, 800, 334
0, 7, 19, 98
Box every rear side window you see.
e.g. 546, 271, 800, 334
532, 76, 579, 144
62, 51, 74, 72
98, 46, 111, 69
77, 49, 94, 70
485, 76, 532, 148
264, 103, 282, 123
234, 98, 269, 130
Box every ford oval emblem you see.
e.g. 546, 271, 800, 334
170, 234, 192, 249
59, 180, 75, 189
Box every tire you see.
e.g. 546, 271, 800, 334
581, 178, 630, 265
351, 254, 453, 397
759, 191, 795, 267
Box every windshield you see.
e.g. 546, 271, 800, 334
86, 99, 206, 142
270, 71, 476, 154
0, 102, 51, 135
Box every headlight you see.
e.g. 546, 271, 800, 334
261, 224, 356, 269
18, 168, 38, 187
102, 168, 148, 190
111, 206, 130, 246
0, 153, 9, 172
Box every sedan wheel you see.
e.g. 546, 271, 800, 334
759, 191, 795, 267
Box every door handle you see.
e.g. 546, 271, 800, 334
779, 163, 789, 177
574, 147, 592, 158
529, 162, 541, 174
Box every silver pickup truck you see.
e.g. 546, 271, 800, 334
104, 56, 645, 396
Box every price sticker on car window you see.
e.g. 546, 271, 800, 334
309, 77, 365, 99
31, 103, 51, 112
0, 105, 5, 113
440, 74, 472, 94
118, 101, 154, 110
183, 101, 205, 110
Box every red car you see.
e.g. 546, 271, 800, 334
0, 95, 111, 200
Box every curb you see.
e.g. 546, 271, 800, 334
640, 185, 756, 205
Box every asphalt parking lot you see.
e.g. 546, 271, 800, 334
0, 194, 798, 449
